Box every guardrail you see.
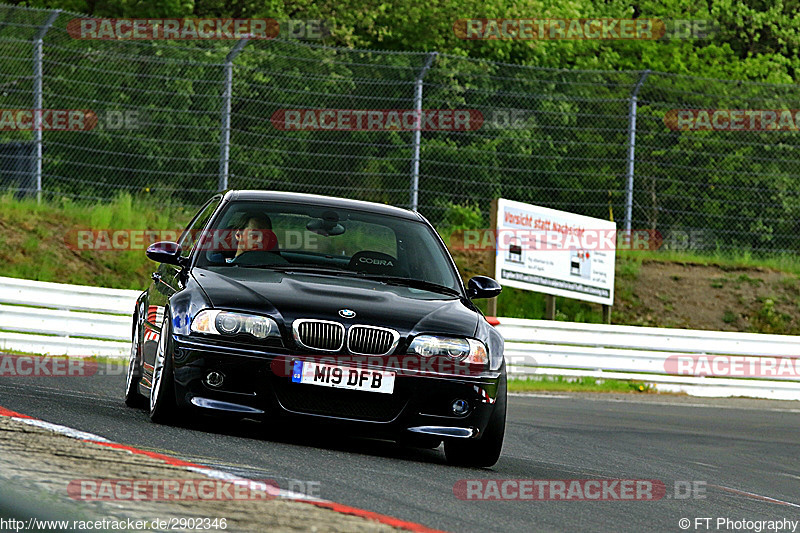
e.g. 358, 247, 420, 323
494, 317, 800, 400
1, 277, 798, 399
0, 276, 138, 357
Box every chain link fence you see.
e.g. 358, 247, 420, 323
1, 5, 799, 253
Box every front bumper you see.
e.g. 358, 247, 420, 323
170, 334, 504, 439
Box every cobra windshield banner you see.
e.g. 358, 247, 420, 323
492, 198, 617, 306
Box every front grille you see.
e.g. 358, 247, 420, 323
347, 325, 399, 355
293, 320, 344, 352
272, 377, 407, 421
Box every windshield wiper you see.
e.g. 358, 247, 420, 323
356, 275, 462, 297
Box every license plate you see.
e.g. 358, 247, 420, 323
290, 361, 395, 394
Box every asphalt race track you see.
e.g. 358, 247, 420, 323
1, 372, 799, 532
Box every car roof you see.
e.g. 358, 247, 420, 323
224, 190, 423, 221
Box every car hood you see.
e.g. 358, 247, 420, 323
192, 267, 479, 338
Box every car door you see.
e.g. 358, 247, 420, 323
141, 196, 222, 385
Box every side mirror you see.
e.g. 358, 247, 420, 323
146, 241, 184, 266
467, 276, 502, 300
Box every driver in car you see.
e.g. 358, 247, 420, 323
232, 213, 277, 260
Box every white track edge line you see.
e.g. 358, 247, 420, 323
7, 415, 325, 502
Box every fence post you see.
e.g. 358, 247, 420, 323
624, 69, 650, 232
33, 9, 60, 203
410, 52, 437, 212
218, 37, 249, 192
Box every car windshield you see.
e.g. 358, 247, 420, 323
194, 201, 462, 294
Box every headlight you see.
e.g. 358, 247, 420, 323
190, 310, 279, 340
408, 335, 488, 365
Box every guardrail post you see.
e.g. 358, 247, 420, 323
602, 304, 611, 324
544, 295, 556, 320
409, 52, 437, 212
33, 9, 60, 203
624, 69, 650, 233
218, 37, 249, 192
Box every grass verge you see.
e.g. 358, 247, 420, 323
508, 376, 656, 394
0, 192, 192, 289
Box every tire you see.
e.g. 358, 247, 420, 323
149, 312, 178, 424
444, 376, 507, 468
124, 306, 146, 408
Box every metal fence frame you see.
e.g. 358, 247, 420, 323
15, 10, 651, 230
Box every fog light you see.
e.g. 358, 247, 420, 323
451, 399, 470, 416
206, 371, 224, 388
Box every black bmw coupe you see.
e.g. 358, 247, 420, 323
125, 191, 506, 467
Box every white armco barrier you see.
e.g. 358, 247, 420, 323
1, 276, 798, 399
0, 276, 138, 357
494, 317, 800, 400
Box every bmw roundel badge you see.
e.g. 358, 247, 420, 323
338, 309, 356, 319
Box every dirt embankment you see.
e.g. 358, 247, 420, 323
614, 261, 800, 333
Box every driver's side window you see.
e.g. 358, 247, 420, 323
178, 197, 222, 258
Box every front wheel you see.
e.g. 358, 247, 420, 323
124, 306, 146, 408
444, 377, 506, 468
149, 312, 177, 424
